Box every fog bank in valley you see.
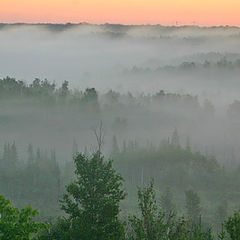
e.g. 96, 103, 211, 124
1, 24, 240, 104
1, 24, 240, 224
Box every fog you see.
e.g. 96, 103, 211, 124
1, 24, 240, 103
1, 24, 240, 156
1, 24, 240, 228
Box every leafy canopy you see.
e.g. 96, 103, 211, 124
0, 194, 47, 240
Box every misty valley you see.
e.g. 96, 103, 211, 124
1, 24, 240, 239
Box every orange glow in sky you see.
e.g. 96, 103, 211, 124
1, 0, 240, 26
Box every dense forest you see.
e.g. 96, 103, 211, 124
2, 146, 240, 239
1, 77, 240, 239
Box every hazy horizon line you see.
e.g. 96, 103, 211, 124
1, 22, 240, 28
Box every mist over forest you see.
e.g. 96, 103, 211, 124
1, 24, 240, 239
1, 23, 240, 103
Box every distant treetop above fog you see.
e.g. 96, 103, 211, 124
1, 23, 240, 38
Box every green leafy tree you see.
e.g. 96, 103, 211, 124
128, 181, 189, 240
59, 152, 126, 240
224, 209, 240, 240
0, 194, 47, 240
39, 218, 71, 240
129, 180, 159, 240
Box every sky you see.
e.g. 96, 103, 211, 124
0, 0, 240, 26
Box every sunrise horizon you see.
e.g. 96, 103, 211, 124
1, 0, 240, 27
3, 1, 240, 238
1, 22, 240, 28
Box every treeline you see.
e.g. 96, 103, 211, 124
111, 132, 239, 228
4, 76, 240, 122
1, 131, 240, 228
2, 76, 240, 118
0, 76, 199, 105
1, 151, 240, 240
0, 76, 214, 117
125, 57, 240, 75
0, 142, 62, 217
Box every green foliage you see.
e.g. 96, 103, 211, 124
128, 180, 160, 240
217, 225, 226, 240
224, 210, 240, 240
39, 218, 71, 240
59, 152, 126, 240
0, 194, 47, 240
128, 181, 213, 240
0, 144, 61, 218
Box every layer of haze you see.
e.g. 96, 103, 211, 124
0, 24, 240, 158
2, 24, 240, 220
1, 24, 240, 105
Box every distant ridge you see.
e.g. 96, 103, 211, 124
1, 23, 240, 38
0, 22, 240, 30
